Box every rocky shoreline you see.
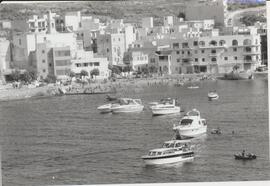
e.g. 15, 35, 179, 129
0, 74, 217, 102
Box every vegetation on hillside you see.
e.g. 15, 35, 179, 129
227, 1, 265, 11
240, 14, 266, 26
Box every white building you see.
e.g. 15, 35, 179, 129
142, 17, 154, 28
71, 50, 109, 79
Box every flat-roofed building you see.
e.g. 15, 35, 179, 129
71, 50, 109, 79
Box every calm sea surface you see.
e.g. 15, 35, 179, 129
0, 78, 269, 186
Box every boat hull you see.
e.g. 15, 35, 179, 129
142, 152, 194, 165
151, 107, 180, 115
208, 94, 219, 100
220, 72, 253, 80
174, 126, 207, 138
97, 104, 112, 113
111, 105, 144, 113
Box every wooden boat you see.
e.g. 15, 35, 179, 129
234, 153, 256, 160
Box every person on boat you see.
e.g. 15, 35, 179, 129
242, 150, 245, 157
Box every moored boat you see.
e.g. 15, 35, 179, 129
141, 140, 194, 165
173, 109, 207, 139
111, 98, 144, 113
234, 151, 256, 160
208, 91, 219, 100
187, 85, 199, 89
150, 98, 180, 116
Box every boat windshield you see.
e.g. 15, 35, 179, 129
162, 142, 175, 148
180, 119, 193, 125
160, 98, 173, 105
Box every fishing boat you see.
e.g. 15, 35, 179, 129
150, 98, 180, 116
141, 140, 194, 165
111, 98, 144, 113
173, 109, 207, 139
208, 91, 219, 100
234, 151, 256, 160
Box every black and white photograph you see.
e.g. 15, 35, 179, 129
0, 0, 269, 185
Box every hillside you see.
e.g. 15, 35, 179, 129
0, 0, 266, 24
0, 0, 190, 23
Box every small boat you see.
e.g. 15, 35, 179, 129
150, 98, 181, 116
141, 140, 194, 165
208, 91, 219, 100
106, 94, 118, 101
111, 98, 144, 113
174, 81, 184, 87
173, 109, 207, 139
234, 152, 256, 160
187, 85, 199, 89
211, 128, 221, 134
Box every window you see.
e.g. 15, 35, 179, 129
245, 47, 251, 52
42, 59, 45, 63
43, 69, 46, 73
224, 57, 228, 60
83, 63, 88, 67
44, 37, 46, 41
182, 42, 189, 48
173, 43, 179, 49
193, 41, 198, 46
150, 58, 155, 63
55, 60, 70, 66
106, 39, 109, 42
19, 39, 21, 45
195, 58, 198, 62
211, 57, 217, 62
176, 51, 180, 54
187, 51, 190, 55
76, 63, 81, 67
49, 63, 52, 67
177, 58, 180, 62
107, 48, 109, 53
209, 40, 217, 46
211, 49, 216, 54
219, 40, 225, 46
55, 50, 70, 57
243, 39, 251, 46
234, 56, 238, 60
201, 50, 205, 54
233, 48, 237, 52
202, 58, 205, 62
199, 41, 205, 47
89, 63, 93, 66
232, 40, 238, 46
118, 38, 121, 41
182, 51, 185, 55
94, 62, 99, 66
42, 50, 45, 54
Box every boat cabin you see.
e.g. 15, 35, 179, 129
160, 98, 175, 105
118, 98, 142, 105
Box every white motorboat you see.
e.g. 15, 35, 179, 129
187, 85, 199, 89
141, 140, 194, 165
111, 98, 144, 113
173, 109, 207, 139
150, 98, 180, 116
97, 103, 113, 113
208, 91, 219, 100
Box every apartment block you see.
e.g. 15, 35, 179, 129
71, 50, 109, 79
